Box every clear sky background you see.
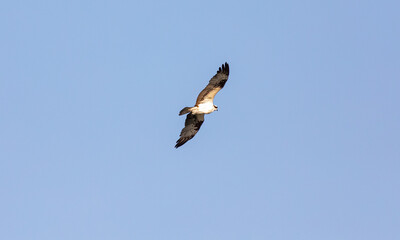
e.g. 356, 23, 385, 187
1, 1, 399, 239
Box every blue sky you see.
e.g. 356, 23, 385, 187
1, 0, 399, 239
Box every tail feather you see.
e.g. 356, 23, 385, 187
179, 107, 192, 116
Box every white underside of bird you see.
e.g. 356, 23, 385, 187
191, 102, 216, 114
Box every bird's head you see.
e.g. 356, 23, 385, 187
214, 105, 218, 111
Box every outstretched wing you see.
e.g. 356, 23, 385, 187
175, 113, 205, 148
195, 62, 229, 106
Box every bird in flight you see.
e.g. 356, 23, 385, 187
175, 62, 230, 148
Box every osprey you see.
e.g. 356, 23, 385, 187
175, 62, 230, 148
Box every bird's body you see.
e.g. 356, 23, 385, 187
197, 102, 216, 114
175, 62, 229, 148
190, 102, 217, 115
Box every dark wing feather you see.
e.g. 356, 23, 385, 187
175, 113, 205, 148
195, 62, 229, 106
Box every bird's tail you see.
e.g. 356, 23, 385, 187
179, 107, 193, 116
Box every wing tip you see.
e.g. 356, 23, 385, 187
175, 137, 189, 148
217, 62, 229, 75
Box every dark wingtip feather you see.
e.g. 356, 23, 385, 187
217, 62, 229, 75
225, 62, 229, 75
175, 137, 188, 148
